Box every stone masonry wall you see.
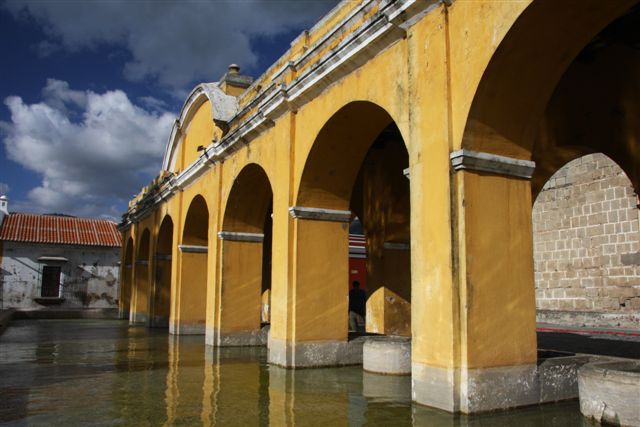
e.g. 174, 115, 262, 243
533, 153, 640, 329
0, 242, 120, 310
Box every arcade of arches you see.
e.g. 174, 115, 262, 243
119, 0, 640, 414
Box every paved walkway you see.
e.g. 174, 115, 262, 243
537, 323, 640, 360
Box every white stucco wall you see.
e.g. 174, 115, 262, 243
0, 242, 120, 310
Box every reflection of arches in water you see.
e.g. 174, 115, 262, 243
533, 153, 640, 328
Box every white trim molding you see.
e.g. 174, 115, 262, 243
123, 0, 445, 229
178, 244, 208, 253
217, 231, 264, 243
289, 206, 352, 223
450, 149, 536, 179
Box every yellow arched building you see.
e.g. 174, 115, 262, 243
120, 0, 640, 413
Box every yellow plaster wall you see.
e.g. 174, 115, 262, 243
404, 8, 456, 368
119, 235, 134, 317
120, 0, 637, 374
447, 0, 530, 153
176, 102, 215, 173
382, 250, 411, 336
458, 171, 537, 368
131, 228, 152, 320
177, 251, 207, 328
293, 219, 349, 342
220, 240, 263, 334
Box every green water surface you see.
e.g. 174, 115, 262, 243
0, 320, 595, 426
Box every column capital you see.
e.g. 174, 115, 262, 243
217, 231, 264, 242
450, 149, 535, 179
178, 244, 208, 253
288, 206, 351, 223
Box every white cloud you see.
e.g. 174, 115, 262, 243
3, 0, 338, 90
0, 79, 174, 218
0, 182, 9, 195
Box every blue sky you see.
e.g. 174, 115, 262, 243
0, 0, 338, 219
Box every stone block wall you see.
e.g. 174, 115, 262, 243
533, 153, 640, 328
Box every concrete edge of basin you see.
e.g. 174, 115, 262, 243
363, 335, 411, 375
579, 359, 640, 427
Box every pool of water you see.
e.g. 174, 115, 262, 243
0, 320, 594, 426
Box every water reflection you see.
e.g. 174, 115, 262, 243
0, 320, 589, 426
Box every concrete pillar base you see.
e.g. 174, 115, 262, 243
413, 355, 596, 414
363, 336, 411, 375
205, 325, 269, 346
268, 336, 366, 368
579, 360, 640, 427
129, 312, 148, 324
219, 329, 266, 347
169, 323, 205, 335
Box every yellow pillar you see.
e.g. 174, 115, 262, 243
269, 207, 354, 367
131, 260, 150, 324
173, 244, 208, 334
213, 232, 265, 346
119, 260, 133, 319
151, 253, 172, 327
412, 149, 538, 413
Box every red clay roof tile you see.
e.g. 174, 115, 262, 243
0, 213, 121, 247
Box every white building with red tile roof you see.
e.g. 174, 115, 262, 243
0, 197, 121, 314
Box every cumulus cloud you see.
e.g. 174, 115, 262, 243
0, 79, 174, 218
3, 0, 338, 90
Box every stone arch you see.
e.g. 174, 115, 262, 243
270, 101, 411, 367
182, 195, 208, 245
424, 1, 640, 412
175, 194, 209, 335
296, 100, 406, 210
152, 215, 173, 328
120, 236, 134, 319
131, 228, 151, 324
461, 0, 639, 184
215, 163, 273, 346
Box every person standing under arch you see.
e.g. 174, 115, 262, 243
349, 281, 366, 333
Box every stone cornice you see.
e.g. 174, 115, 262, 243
217, 231, 265, 243
178, 244, 208, 253
450, 149, 536, 179
289, 207, 352, 223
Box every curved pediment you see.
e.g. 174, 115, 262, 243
161, 83, 239, 172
